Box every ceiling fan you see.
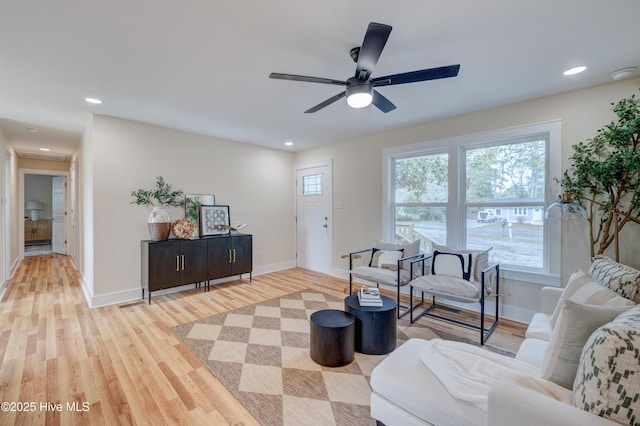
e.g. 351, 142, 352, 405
269, 22, 460, 113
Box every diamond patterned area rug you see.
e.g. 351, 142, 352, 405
172, 289, 500, 425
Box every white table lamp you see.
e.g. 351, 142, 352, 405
26, 201, 42, 221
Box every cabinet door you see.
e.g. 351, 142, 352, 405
231, 235, 252, 275
148, 241, 181, 291
36, 221, 51, 240
207, 237, 232, 280
179, 239, 208, 284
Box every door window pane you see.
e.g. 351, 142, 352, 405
302, 174, 322, 195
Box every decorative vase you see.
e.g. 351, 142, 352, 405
148, 207, 172, 241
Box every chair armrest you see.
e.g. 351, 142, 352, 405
488, 381, 617, 426
540, 287, 563, 314
349, 248, 373, 269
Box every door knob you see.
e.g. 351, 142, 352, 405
322, 224, 328, 228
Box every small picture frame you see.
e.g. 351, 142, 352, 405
200, 205, 231, 236
185, 194, 215, 238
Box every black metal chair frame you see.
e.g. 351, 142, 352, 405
349, 248, 424, 319
409, 257, 500, 345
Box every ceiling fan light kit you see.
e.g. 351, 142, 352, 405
269, 22, 460, 113
346, 78, 373, 108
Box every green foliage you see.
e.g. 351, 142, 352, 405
130, 176, 184, 207
561, 89, 640, 256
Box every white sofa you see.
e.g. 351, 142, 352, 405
370, 257, 640, 426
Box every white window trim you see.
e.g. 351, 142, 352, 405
382, 120, 562, 286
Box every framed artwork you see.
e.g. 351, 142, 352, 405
185, 194, 215, 238
200, 205, 231, 236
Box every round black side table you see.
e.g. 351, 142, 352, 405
344, 294, 397, 355
309, 309, 355, 367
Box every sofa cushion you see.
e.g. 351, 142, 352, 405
550, 270, 635, 328
573, 305, 640, 425
375, 240, 420, 271
550, 269, 596, 327
526, 312, 554, 341
589, 256, 640, 303
433, 243, 492, 283
370, 338, 487, 426
541, 301, 633, 389
515, 338, 548, 370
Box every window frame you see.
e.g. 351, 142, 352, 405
383, 120, 562, 286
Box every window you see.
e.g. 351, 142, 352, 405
384, 121, 562, 283
302, 174, 322, 195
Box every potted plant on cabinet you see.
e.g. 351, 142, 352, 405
131, 176, 184, 241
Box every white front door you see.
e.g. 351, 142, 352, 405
295, 161, 332, 273
52, 176, 66, 254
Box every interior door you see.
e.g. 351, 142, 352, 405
295, 161, 332, 273
52, 176, 66, 254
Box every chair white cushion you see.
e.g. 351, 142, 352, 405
432, 250, 473, 280
525, 312, 554, 341
541, 301, 633, 389
410, 274, 480, 302
432, 243, 492, 283
573, 305, 640, 425
375, 240, 420, 271
371, 249, 403, 270
350, 265, 411, 287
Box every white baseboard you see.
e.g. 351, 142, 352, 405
86, 260, 297, 308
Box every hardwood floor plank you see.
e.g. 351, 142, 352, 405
0, 253, 526, 424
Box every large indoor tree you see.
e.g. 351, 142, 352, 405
561, 88, 640, 259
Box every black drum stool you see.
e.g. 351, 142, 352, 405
309, 309, 355, 367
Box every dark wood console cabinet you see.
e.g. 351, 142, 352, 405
206, 234, 253, 281
141, 234, 252, 303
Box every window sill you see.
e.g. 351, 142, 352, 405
500, 267, 561, 287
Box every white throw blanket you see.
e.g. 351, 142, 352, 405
420, 339, 566, 411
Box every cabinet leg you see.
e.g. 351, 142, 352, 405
250, 272, 252, 282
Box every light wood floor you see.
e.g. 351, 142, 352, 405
0, 254, 526, 425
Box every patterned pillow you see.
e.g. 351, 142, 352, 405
369, 248, 404, 270
431, 250, 473, 280
589, 256, 640, 303
573, 305, 640, 425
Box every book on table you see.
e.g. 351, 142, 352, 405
358, 287, 383, 306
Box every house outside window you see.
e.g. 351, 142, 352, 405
383, 121, 562, 285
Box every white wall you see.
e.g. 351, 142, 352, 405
294, 77, 640, 322
81, 115, 295, 307
24, 174, 52, 220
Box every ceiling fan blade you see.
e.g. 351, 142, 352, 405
355, 22, 392, 81
372, 90, 397, 113
304, 91, 346, 113
269, 73, 346, 86
372, 64, 461, 87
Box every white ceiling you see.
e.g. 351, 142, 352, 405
1, 0, 639, 159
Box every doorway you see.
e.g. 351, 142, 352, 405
295, 160, 332, 274
20, 169, 68, 258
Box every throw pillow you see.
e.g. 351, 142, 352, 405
573, 305, 640, 425
369, 248, 404, 270
432, 243, 492, 283
549, 269, 597, 328
589, 255, 640, 303
541, 300, 633, 389
431, 250, 473, 280
375, 240, 420, 271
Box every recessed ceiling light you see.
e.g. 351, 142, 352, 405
563, 66, 587, 76
284, 141, 294, 146
610, 67, 637, 80
39, 148, 50, 152
85, 97, 103, 104
28, 127, 39, 133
